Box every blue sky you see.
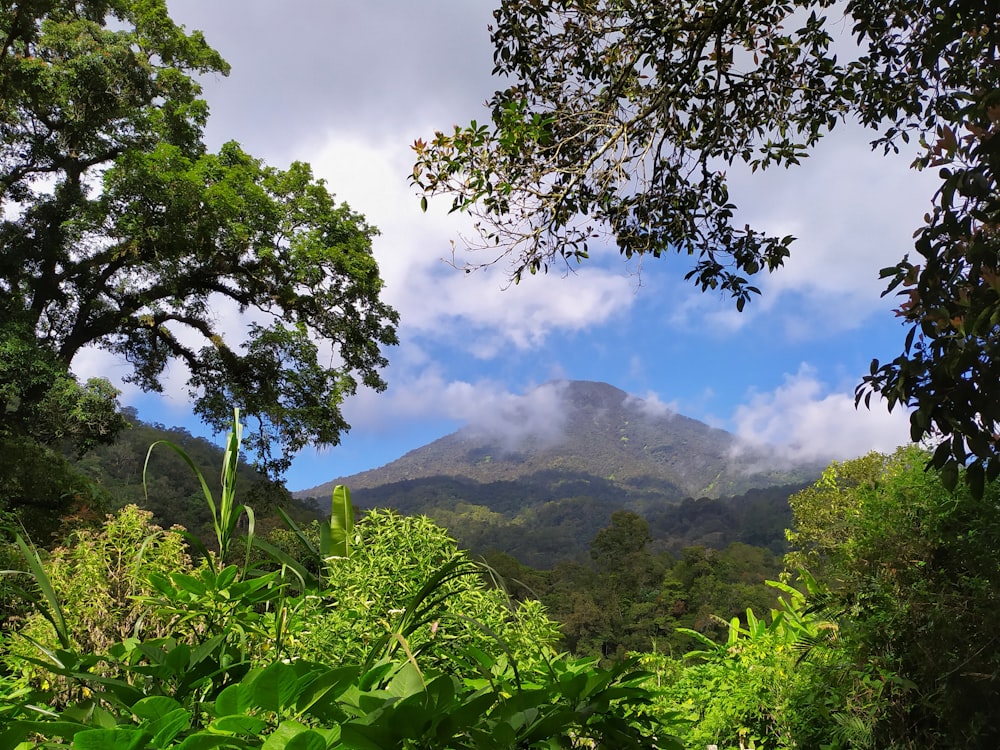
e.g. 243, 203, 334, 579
76, 1, 929, 492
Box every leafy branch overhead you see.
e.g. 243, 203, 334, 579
0, 0, 398, 475
414, 0, 1000, 490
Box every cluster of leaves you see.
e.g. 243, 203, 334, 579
786, 446, 1000, 747
641, 446, 1000, 749
0, 414, 677, 749
651, 578, 844, 750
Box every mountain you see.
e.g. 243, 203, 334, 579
296, 381, 822, 567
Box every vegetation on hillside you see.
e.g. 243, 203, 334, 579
0, 414, 677, 749
4, 420, 1000, 749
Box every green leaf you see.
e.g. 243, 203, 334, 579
215, 565, 239, 591
295, 665, 359, 715
73, 729, 151, 750
133, 696, 185, 721
0, 720, 87, 749
215, 683, 250, 718
210, 715, 268, 735
175, 733, 252, 750
262, 721, 319, 750
13, 534, 71, 649
249, 662, 303, 712
171, 572, 207, 597
329, 484, 355, 559
149, 708, 194, 748
283, 730, 328, 750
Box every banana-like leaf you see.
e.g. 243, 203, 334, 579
14, 535, 71, 650
143, 409, 251, 569
327, 485, 354, 560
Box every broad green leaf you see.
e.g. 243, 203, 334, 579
175, 732, 252, 750
149, 709, 194, 748
262, 719, 310, 750
295, 665, 359, 715
132, 696, 184, 721
73, 729, 151, 750
171, 572, 207, 597
210, 715, 268, 735
284, 731, 328, 750
215, 565, 239, 591
328, 484, 354, 559
249, 662, 303, 712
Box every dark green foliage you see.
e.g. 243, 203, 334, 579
0, 435, 111, 542
335, 472, 801, 568
484, 511, 785, 661
68, 408, 298, 549
0, 323, 127, 536
0, 0, 397, 475
787, 447, 1000, 748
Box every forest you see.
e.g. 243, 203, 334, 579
3, 421, 1000, 748
3, 0, 1000, 747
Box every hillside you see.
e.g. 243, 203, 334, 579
64, 408, 313, 545
297, 381, 822, 566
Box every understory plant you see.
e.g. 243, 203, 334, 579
0, 410, 678, 748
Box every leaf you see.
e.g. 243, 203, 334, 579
210, 715, 268, 735
13, 535, 71, 649
262, 721, 315, 750
283, 730, 328, 750
295, 665, 359, 715
175, 733, 252, 750
132, 696, 185, 721
73, 729, 151, 750
148, 708, 194, 748
328, 484, 355, 559
247, 662, 302, 713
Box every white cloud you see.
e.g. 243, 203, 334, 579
731, 127, 938, 324
625, 390, 678, 419
340, 367, 566, 446
731, 364, 912, 463
302, 132, 637, 358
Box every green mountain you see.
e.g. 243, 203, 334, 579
297, 381, 822, 567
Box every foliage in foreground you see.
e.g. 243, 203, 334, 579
652, 446, 1000, 750
0, 414, 676, 748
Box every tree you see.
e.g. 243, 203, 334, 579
412, 0, 1000, 489
0, 0, 398, 474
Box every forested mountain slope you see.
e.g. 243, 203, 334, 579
298, 381, 821, 566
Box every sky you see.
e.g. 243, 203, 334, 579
75, 1, 931, 492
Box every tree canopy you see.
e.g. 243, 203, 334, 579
413, 0, 1000, 489
0, 0, 398, 473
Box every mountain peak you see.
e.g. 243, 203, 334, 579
554, 380, 629, 409
297, 380, 819, 501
